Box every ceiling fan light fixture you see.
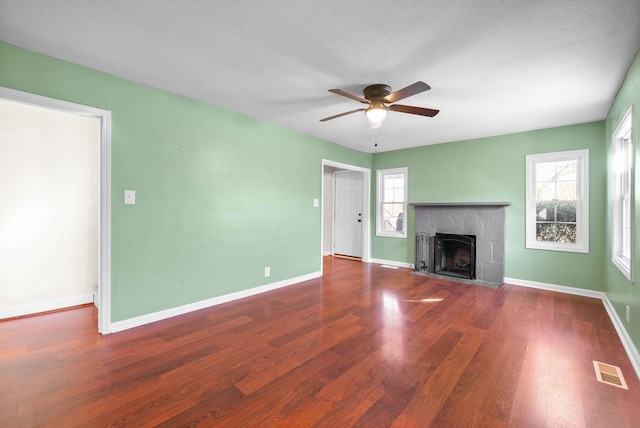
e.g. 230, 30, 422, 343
365, 102, 388, 128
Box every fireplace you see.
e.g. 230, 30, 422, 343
433, 233, 476, 280
411, 202, 511, 285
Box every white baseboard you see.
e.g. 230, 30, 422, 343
504, 277, 605, 299
601, 296, 640, 380
0, 293, 93, 319
369, 258, 415, 269
505, 277, 640, 381
109, 271, 322, 333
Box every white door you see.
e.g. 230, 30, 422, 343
333, 171, 363, 257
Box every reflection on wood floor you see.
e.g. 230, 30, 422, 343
2, 256, 639, 426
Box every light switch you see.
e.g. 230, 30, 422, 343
124, 190, 136, 205
313, 198, 319, 207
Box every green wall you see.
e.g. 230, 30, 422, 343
605, 49, 640, 349
371, 121, 607, 291
2, 38, 638, 357
0, 42, 371, 322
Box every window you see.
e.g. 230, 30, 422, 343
612, 106, 634, 280
526, 149, 589, 253
377, 167, 408, 238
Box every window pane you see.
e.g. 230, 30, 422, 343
385, 174, 401, 186
536, 162, 556, 181
622, 141, 632, 195
384, 188, 393, 202
536, 181, 556, 200
555, 160, 577, 181
622, 169, 631, 195
556, 202, 576, 222
382, 203, 404, 231
389, 203, 404, 217
393, 188, 404, 201
536, 202, 555, 221
384, 176, 395, 189
536, 223, 555, 242
623, 234, 631, 257
556, 223, 577, 243
556, 181, 577, 200
623, 198, 631, 228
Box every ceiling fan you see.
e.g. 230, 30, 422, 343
320, 81, 439, 128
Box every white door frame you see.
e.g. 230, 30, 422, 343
0, 87, 112, 334
321, 160, 371, 270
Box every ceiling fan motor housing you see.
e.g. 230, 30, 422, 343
363, 84, 391, 101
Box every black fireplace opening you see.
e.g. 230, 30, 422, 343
433, 233, 476, 280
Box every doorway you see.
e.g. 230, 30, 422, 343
0, 87, 112, 334
321, 160, 370, 270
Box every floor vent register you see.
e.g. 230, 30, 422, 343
593, 361, 628, 390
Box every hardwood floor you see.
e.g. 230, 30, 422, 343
2, 256, 639, 427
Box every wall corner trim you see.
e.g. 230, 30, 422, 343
109, 271, 322, 333
505, 277, 640, 380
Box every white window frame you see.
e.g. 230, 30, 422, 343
525, 149, 589, 253
611, 106, 634, 281
376, 167, 408, 238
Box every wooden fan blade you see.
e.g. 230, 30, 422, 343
328, 89, 370, 104
385, 81, 431, 103
320, 108, 366, 122
389, 104, 439, 117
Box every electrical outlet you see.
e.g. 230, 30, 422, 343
626, 305, 630, 324
124, 190, 136, 205
264, 267, 270, 278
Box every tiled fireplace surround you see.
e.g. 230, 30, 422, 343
412, 202, 511, 285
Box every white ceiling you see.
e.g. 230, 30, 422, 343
1, 1, 639, 153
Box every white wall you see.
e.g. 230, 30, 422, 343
0, 99, 99, 315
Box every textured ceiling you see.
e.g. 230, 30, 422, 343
1, 1, 639, 153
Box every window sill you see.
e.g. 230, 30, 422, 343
612, 255, 633, 281
526, 241, 588, 253
377, 231, 407, 239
